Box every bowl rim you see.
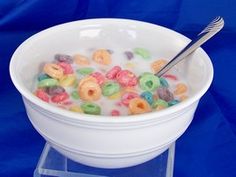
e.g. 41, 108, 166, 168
9, 18, 214, 124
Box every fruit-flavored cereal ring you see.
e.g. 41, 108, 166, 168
102, 81, 120, 96
106, 66, 121, 79
124, 51, 134, 60
121, 92, 139, 106
92, 49, 111, 65
157, 87, 174, 102
37, 73, 51, 81
179, 95, 188, 101
71, 90, 80, 100
90, 72, 106, 85
74, 54, 90, 65
111, 110, 120, 116
59, 74, 76, 87
78, 76, 97, 89
168, 99, 180, 106
58, 62, 74, 74
140, 91, 153, 105
81, 102, 101, 115
55, 54, 73, 64
116, 70, 138, 87
139, 72, 160, 91
134, 48, 150, 59
69, 105, 83, 113
43, 63, 64, 79
163, 74, 178, 81
35, 89, 49, 102
152, 99, 168, 109
46, 85, 65, 96
174, 83, 188, 95
38, 78, 59, 88
77, 68, 94, 75
160, 77, 169, 88
79, 81, 101, 101
108, 91, 122, 100
51, 92, 69, 103
128, 98, 151, 115
151, 59, 168, 73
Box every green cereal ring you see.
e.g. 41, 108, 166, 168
139, 72, 160, 92
71, 90, 80, 100
134, 48, 151, 59
81, 102, 101, 115
102, 81, 120, 96
152, 99, 168, 109
38, 78, 58, 88
76, 68, 94, 75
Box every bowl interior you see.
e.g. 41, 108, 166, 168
10, 19, 213, 120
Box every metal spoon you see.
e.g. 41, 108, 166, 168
156, 16, 224, 77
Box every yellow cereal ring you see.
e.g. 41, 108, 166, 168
74, 54, 90, 65
43, 63, 64, 79
69, 105, 83, 113
129, 98, 151, 115
121, 87, 138, 95
59, 74, 76, 87
78, 76, 97, 89
174, 83, 188, 95
92, 49, 111, 65
108, 91, 122, 100
78, 81, 101, 101
151, 59, 168, 73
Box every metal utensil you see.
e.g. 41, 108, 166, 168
156, 16, 224, 77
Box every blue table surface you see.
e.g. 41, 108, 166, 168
0, 1, 236, 177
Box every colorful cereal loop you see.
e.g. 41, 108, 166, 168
92, 49, 111, 65
35, 89, 49, 102
59, 74, 76, 87
102, 81, 120, 96
139, 72, 160, 91
69, 105, 83, 113
43, 63, 64, 79
81, 102, 101, 115
128, 98, 151, 115
134, 48, 150, 59
74, 54, 90, 65
38, 78, 58, 88
174, 83, 188, 95
151, 59, 168, 73
78, 81, 102, 101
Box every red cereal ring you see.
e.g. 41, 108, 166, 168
163, 74, 178, 81
35, 89, 49, 102
58, 62, 74, 74
106, 66, 121, 79
116, 70, 138, 87
90, 72, 106, 85
51, 92, 69, 103
111, 110, 120, 116
121, 92, 139, 106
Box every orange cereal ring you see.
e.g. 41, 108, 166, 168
179, 95, 188, 101
78, 81, 101, 101
151, 59, 168, 73
92, 49, 111, 65
43, 63, 64, 79
128, 98, 151, 115
78, 76, 97, 89
74, 54, 90, 65
174, 83, 188, 95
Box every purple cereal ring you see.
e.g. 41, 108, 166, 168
55, 54, 73, 64
46, 85, 65, 96
124, 51, 134, 60
157, 87, 174, 102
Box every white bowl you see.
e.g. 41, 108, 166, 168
9, 18, 213, 168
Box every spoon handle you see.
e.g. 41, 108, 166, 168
156, 16, 224, 77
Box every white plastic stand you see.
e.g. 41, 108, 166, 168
34, 142, 175, 177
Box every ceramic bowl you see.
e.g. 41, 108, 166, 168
10, 19, 213, 168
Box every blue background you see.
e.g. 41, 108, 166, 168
0, 0, 236, 177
